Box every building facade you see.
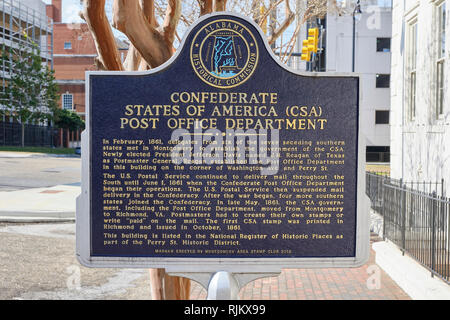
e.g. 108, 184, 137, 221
290, 0, 392, 163
390, 0, 448, 194
46, 0, 96, 119
0, 0, 55, 147
0, 0, 53, 117
327, 1, 392, 163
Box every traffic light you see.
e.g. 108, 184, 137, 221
301, 28, 320, 62
301, 39, 310, 61
308, 28, 319, 53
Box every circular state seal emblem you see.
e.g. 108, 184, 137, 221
190, 19, 259, 89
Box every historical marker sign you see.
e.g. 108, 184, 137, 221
76, 13, 369, 273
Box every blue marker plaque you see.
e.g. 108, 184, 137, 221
77, 13, 369, 272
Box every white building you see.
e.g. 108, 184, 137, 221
390, 0, 449, 194
291, 0, 393, 163
328, 1, 392, 162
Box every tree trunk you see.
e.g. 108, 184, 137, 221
82, 0, 299, 301
149, 269, 191, 300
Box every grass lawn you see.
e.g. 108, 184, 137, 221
0, 146, 76, 154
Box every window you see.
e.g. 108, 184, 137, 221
375, 110, 390, 124
376, 38, 391, 52
62, 94, 73, 110
64, 41, 72, 50
407, 20, 418, 121
366, 146, 390, 163
436, 2, 446, 117
376, 74, 390, 88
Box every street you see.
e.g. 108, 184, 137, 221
0, 153, 153, 299
0, 153, 81, 191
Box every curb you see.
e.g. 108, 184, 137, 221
373, 240, 450, 300
35, 154, 81, 158
0, 211, 75, 223
0, 216, 75, 223
0, 152, 80, 159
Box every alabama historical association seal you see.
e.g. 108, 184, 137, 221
190, 18, 259, 89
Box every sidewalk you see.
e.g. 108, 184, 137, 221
0, 184, 79, 222
190, 234, 411, 300
0, 178, 447, 300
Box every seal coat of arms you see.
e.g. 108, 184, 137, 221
190, 19, 259, 89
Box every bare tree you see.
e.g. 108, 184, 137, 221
81, 0, 334, 300
81, 0, 340, 72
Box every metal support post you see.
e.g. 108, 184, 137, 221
169, 271, 281, 300
207, 272, 240, 300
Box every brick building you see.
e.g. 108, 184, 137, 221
46, 0, 96, 120
45, 0, 128, 147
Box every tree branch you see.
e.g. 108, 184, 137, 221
258, 0, 283, 28
94, 56, 107, 70
140, 0, 158, 26
113, 0, 171, 68
123, 45, 141, 71
214, 0, 227, 12
267, 0, 295, 45
303, 0, 328, 22
251, 0, 262, 23
281, 19, 301, 63
197, 0, 213, 16
82, 0, 124, 71
162, 0, 181, 45
122, 0, 157, 71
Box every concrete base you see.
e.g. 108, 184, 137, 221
373, 241, 450, 300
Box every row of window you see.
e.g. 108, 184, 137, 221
367, 29, 391, 164
407, 1, 446, 121
367, 35, 391, 87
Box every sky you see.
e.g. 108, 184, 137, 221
42, 0, 84, 24
42, 0, 126, 39
40, 0, 392, 51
